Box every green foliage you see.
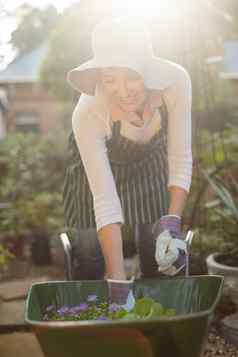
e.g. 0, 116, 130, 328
202, 167, 238, 255
11, 4, 58, 54
43, 296, 176, 322
113, 309, 128, 319
120, 313, 139, 321
197, 125, 238, 168
184, 124, 238, 272
133, 297, 158, 318
0, 131, 67, 238
39, 5, 95, 102
130, 297, 176, 319
0, 243, 15, 273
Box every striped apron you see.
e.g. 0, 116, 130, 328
63, 99, 169, 231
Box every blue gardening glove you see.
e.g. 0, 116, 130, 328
152, 215, 188, 276
107, 278, 135, 312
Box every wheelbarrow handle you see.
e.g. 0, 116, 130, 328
185, 230, 195, 277
185, 230, 194, 249
60, 233, 73, 281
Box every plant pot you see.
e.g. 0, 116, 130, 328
206, 252, 238, 346
206, 253, 238, 291
3, 234, 25, 259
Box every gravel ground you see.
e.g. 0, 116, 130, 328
202, 294, 238, 357
203, 326, 238, 357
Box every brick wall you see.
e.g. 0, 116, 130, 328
3, 82, 61, 135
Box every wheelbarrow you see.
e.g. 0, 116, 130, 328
25, 227, 224, 357
25, 275, 223, 357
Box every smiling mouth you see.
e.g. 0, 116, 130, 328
121, 100, 137, 105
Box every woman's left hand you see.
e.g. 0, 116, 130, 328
152, 215, 188, 276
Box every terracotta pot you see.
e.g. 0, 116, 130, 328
4, 235, 25, 258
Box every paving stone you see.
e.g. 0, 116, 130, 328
0, 276, 50, 301
0, 332, 44, 357
0, 300, 26, 325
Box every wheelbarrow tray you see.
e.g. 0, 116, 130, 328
25, 275, 223, 357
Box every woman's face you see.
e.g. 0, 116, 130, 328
99, 67, 147, 113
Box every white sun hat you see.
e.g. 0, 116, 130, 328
67, 16, 190, 95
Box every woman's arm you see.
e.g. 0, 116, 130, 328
168, 186, 188, 216
98, 223, 126, 280
164, 67, 193, 216
72, 95, 126, 280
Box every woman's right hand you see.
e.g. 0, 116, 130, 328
107, 277, 135, 311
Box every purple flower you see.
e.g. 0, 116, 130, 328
108, 303, 121, 313
72, 303, 89, 313
68, 307, 79, 315
87, 294, 98, 302
57, 305, 70, 316
97, 316, 109, 321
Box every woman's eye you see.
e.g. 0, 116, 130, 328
103, 77, 115, 84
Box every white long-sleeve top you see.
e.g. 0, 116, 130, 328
71, 65, 192, 232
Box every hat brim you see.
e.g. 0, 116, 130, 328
67, 57, 147, 96
67, 56, 186, 96
67, 59, 99, 96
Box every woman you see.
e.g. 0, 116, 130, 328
63, 17, 192, 282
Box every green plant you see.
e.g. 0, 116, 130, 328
0, 131, 67, 263
183, 122, 238, 271
0, 243, 15, 275
197, 124, 238, 169
202, 168, 238, 257
43, 294, 176, 322
0, 131, 66, 234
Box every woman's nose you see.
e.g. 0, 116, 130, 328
117, 81, 129, 98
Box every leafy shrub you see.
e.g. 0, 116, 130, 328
202, 166, 238, 257
0, 243, 15, 276
0, 130, 68, 240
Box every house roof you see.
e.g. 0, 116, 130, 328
0, 42, 48, 83
220, 41, 238, 79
